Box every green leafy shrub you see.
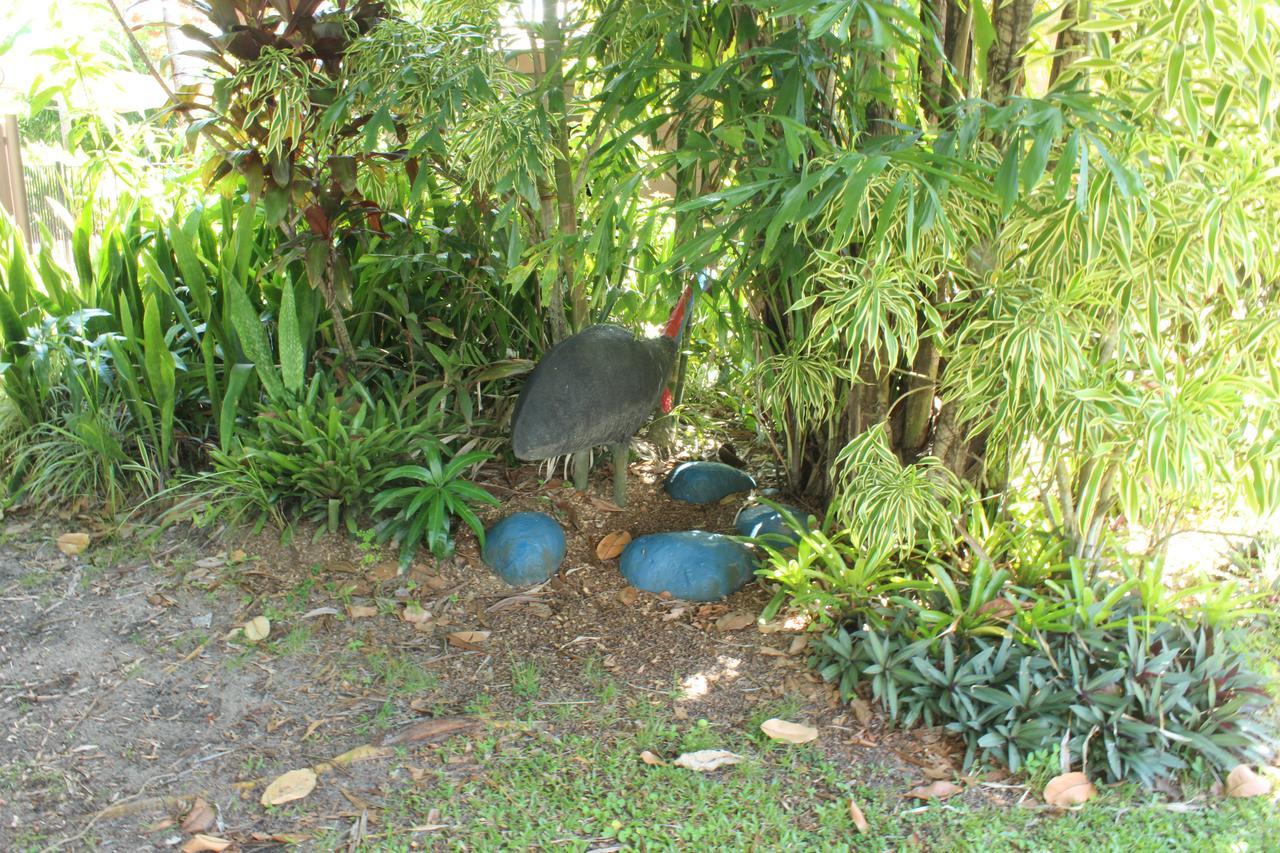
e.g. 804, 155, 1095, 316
814, 594, 1274, 786
193, 376, 438, 533
372, 448, 499, 566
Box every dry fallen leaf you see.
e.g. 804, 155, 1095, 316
180, 797, 215, 833
242, 615, 271, 642
1043, 771, 1097, 806
588, 496, 625, 513
760, 718, 819, 745
715, 611, 756, 632
977, 598, 1019, 620
401, 602, 431, 624
447, 630, 491, 650
1226, 764, 1271, 798
849, 798, 869, 834
596, 531, 632, 560
787, 635, 808, 656
56, 532, 91, 556
261, 767, 317, 806
346, 604, 378, 619
381, 716, 482, 746
313, 744, 392, 774
904, 780, 963, 801
180, 834, 232, 853
673, 750, 745, 772
639, 750, 666, 766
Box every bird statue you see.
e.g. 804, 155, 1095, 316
511, 286, 694, 507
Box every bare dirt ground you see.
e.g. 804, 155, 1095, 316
0, 455, 943, 850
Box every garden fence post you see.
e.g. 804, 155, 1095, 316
0, 114, 32, 246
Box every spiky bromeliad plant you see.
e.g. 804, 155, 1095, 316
813, 592, 1275, 787
372, 448, 499, 568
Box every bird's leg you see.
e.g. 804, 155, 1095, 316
612, 441, 628, 507
572, 449, 590, 492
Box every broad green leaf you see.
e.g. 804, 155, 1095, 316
226, 278, 285, 400
142, 294, 177, 471
278, 278, 304, 395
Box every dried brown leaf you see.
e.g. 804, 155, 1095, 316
639, 750, 666, 766
672, 749, 744, 772
1043, 772, 1097, 806
977, 598, 1018, 620
381, 716, 482, 746
760, 718, 819, 744
180, 797, 215, 833
261, 767, 317, 806
904, 780, 963, 801
180, 835, 231, 853
715, 611, 756, 632
401, 602, 431, 624
1226, 764, 1271, 798
313, 744, 391, 774
242, 615, 270, 642
788, 635, 808, 656
596, 531, 632, 560
56, 532, 91, 556
849, 798, 869, 834
447, 630, 491, 650
346, 604, 378, 619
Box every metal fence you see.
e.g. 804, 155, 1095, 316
1, 121, 152, 269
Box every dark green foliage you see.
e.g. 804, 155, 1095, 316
199, 376, 437, 534
814, 598, 1274, 786
372, 448, 499, 567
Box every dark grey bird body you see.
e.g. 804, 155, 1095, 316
511, 325, 677, 460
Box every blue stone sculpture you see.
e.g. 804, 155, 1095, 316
619, 531, 757, 601
734, 503, 812, 544
483, 512, 566, 586
663, 461, 756, 505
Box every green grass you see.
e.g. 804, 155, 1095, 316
301, 705, 1280, 853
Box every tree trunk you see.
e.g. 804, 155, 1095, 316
1049, 0, 1087, 88
542, 1, 584, 331
987, 0, 1035, 101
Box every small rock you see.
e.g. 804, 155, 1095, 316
734, 503, 812, 544
482, 512, 566, 587
663, 461, 756, 505
619, 531, 757, 601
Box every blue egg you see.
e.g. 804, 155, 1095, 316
619, 531, 757, 601
663, 461, 756, 505
482, 512, 566, 586
734, 503, 812, 544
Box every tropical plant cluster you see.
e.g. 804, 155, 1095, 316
814, 587, 1272, 785
2, 0, 1278, 786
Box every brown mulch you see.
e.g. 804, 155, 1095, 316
0, 452, 963, 849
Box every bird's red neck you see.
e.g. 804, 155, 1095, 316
662, 285, 694, 339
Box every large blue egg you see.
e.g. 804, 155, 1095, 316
619, 531, 757, 601
734, 503, 812, 544
663, 461, 756, 505
482, 512, 566, 586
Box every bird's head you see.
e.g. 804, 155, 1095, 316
662, 285, 694, 339
657, 285, 694, 413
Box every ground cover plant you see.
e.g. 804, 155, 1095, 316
1, 0, 1279, 847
